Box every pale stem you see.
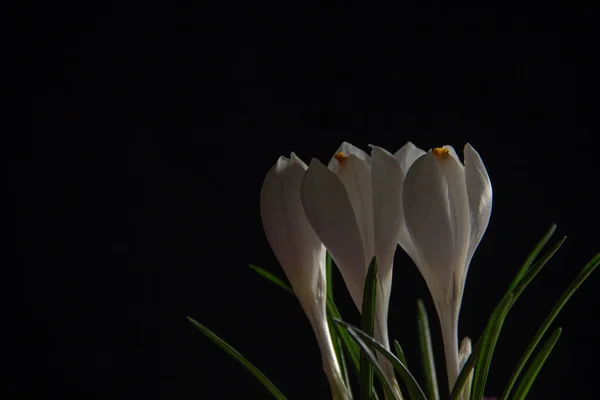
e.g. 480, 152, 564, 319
374, 278, 404, 400
308, 310, 352, 400
440, 311, 460, 392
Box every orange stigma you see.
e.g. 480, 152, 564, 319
334, 151, 348, 165
432, 147, 450, 159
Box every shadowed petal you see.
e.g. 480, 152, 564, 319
403, 152, 455, 285
370, 145, 403, 272
260, 156, 325, 305
336, 154, 375, 268
394, 141, 426, 176
463, 143, 493, 272
301, 158, 367, 308
327, 141, 370, 172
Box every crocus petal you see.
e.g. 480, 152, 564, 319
463, 143, 493, 273
290, 151, 308, 169
394, 143, 427, 268
335, 154, 375, 269
394, 141, 426, 176
440, 145, 464, 169
327, 141, 370, 171
260, 156, 324, 307
369, 146, 404, 274
301, 158, 367, 308
435, 148, 471, 305
402, 152, 456, 286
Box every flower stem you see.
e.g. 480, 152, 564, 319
441, 312, 460, 392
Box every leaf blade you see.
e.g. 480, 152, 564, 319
249, 264, 293, 295
335, 319, 428, 400
507, 223, 556, 292
187, 317, 287, 400
511, 328, 562, 400
360, 256, 378, 400
501, 251, 600, 399
416, 299, 440, 400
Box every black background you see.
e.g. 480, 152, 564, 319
10, 3, 599, 399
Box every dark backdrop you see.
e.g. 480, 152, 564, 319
10, 3, 599, 399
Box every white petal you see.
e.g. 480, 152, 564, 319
260, 156, 324, 307
336, 154, 375, 269
290, 152, 308, 169
435, 149, 472, 298
402, 152, 455, 285
369, 145, 403, 273
463, 143, 493, 271
301, 159, 367, 308
394, 141, 426, 176
441, 145, 464, 168
327, 141, 370, 172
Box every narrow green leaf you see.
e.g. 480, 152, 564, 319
507, 223, 556, 292
395, 340, 422, 400
347, 329, 401, 400
469, 235, 566, 400
469, 293, 515, 400
511, 328, 562, 400
327, 252, 334, 300
187, 317, 287, 400
507, 237, 566, 306
501, 251, 600, 400
338, 336, 353, 394
334, 319, 428, 400
249, 264, 293, 295
416, 299, 440, 400
393, 340, 407, 367
360, 256, 378, 400
330, 321, 349, 390
328, 298, 361, 375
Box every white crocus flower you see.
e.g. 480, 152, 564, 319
401, 144, 493, 391
260, 153, 350, 400
300, 142, 403, 398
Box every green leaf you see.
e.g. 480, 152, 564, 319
393, 340, 407, 368
346, 329, 401, 400
327, 252, 334, 300
187, 317, 287, 400
330, 323, 348, 388
395, 339, 423, 400
511, 327, 562, 400
507, 223, 556, 292
416, 299, 440, 400
328, 297, 361, 375
501, 251, 600, 400
249, 264, 293, 295
469, 233, 566, 400
337, 336, 353, 394
334, 319, 428, 400
360, 256, 378, 400
469, 293, 515, 400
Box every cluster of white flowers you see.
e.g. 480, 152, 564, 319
260, 142, 493, 399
